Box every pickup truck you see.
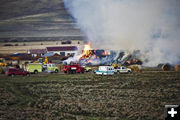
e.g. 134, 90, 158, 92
114, 66, 132, 73
6, 68, 30, 76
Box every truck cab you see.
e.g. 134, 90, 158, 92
43, 63, 59, 73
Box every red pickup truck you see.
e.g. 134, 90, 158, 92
6, 68, 30, 76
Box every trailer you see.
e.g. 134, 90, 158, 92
94, 66, 114, 75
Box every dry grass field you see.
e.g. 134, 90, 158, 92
0, 39, 84, 54
0, 70, 180, 120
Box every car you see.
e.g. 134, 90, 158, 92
82, 66, 92, 72
6, 68, 30, 76
85, 67, 92, 72
114, 66, 132, 73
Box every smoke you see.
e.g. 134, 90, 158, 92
64, 0, 180, 66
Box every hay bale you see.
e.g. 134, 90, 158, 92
91, 66, 98, 71
174, 65, 180, 71
128, 65, 142, 72
161, 64, 171, 71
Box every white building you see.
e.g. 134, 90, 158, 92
46, 46, 78, 56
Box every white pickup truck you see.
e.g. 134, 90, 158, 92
114, 66, 132, 73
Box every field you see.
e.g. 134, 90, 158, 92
0, 70, 180, 120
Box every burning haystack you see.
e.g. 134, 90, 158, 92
64, 44, 144, 66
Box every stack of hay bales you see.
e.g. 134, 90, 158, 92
174, 65, 180, 71
128, 65, 142, 72
161, 64, 171, 71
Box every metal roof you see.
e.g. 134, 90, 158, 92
29, 49, 47, 54
46, 46, 78, 51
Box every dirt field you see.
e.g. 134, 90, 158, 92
0, 70, 180, 120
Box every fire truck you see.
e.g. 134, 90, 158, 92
63, 63, 84, 74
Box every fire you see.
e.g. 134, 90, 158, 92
76, 43, 111, 65
83, 44, 91, 56
103, 51, 110, 56
80, 43, 94, 60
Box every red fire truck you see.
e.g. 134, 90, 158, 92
63, 63, 84, 74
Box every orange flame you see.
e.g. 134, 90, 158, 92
77, 43, 92, 60
79, 43, 110, 64
102, 51, 110, 56
83, 43, 91, 56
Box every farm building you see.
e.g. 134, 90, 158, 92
4, 53, 37, 66
46, 46, 78, 56
27, 49, 47, 57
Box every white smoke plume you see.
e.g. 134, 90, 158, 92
64, 0, 180, 66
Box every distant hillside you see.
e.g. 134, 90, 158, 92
0, 0, 83, 40
0, 36, 84, 42
0, 0, 65, 20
